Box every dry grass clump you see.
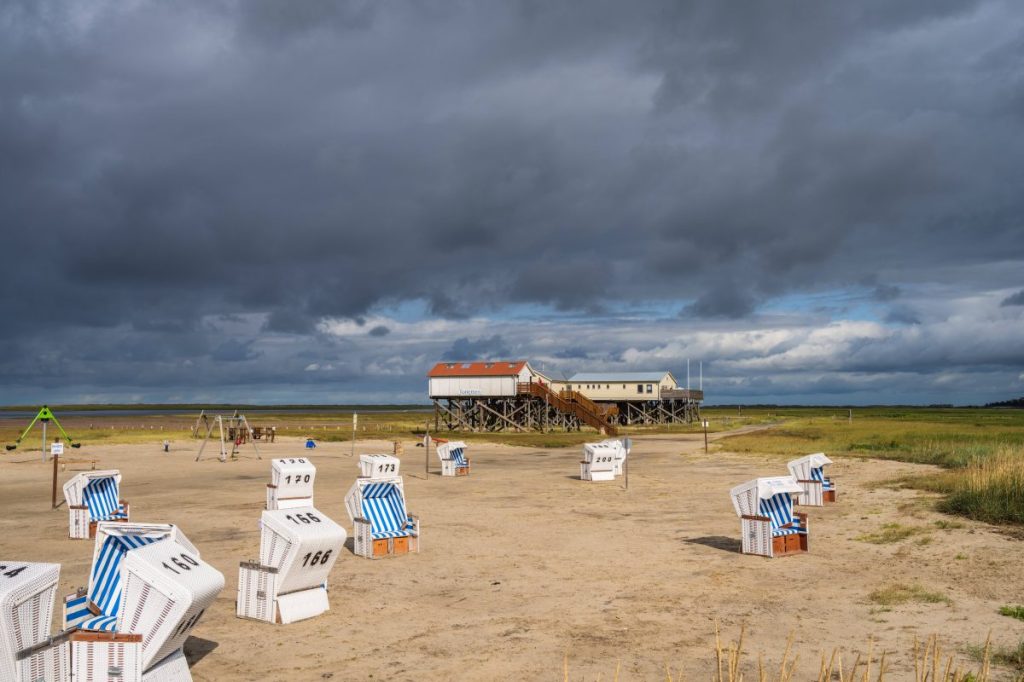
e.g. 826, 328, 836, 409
856, 522, 928, 544
999, 605, 1024, 622
868, 583, 952, 607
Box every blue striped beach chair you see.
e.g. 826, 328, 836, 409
62, 471, 130, 539
730, 477, 809, 558
788, 453, 836, 506
437, 440, 470, 476
345, 476, 420, 559
62, 523, 223, 680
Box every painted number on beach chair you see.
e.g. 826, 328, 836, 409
375, 463, 396, 474
301, 550, 332, 567
284, 459, 307, 464
285, 512, 322, 525
0, 565, 28, 579
161, 553, 200, 575
283, 474, 311, 484
170, 609, 206, 638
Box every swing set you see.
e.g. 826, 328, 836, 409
5, 405, 81, 452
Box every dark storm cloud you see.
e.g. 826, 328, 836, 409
1001, 290, 1024, 306
1, 0, 1023, 402
442, 335, 512, 362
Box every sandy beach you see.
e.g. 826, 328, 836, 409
2, 430, 1021, 680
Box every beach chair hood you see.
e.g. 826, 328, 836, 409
119, 539, 224, 671
787, 453, 833, 479
62, 470, 122, 508
259, 508, 346, 596
0, 561, 60, 681
730, 477, 803, 517
436, 441, 468, 465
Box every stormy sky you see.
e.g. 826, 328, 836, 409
2, 0, 1023, 405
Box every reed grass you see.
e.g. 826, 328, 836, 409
566, 627, 1000, 681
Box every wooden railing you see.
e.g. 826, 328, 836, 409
517, 382, 618, 436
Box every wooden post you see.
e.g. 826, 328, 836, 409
704, 420, 708, 453
51, 453, 59, 509
424, 422, 430, 477
351, 413, 357, 458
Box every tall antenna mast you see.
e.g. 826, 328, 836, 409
687, 358, 690, 390
699, 361, 703, 390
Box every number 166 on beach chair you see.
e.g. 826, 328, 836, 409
62, 470, 130, 539
730, 477, 809, 558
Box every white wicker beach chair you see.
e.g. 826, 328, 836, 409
358, 454, 400, 479
344, 476, 419, 559
62, 470, 130, 539
730, 477, 809, 558
787, 453, 836, 506
1, 560, 71, 682
62, 523, 222, 681
237, 507, 347, 624
266, 457, 317, 510
436, 440, 470, 477
580, 442, 619, 481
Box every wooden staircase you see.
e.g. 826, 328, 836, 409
517, 382, 619, 436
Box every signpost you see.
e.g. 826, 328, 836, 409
351, 413, 357, 458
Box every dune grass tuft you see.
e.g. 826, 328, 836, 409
868, 583, 952, 607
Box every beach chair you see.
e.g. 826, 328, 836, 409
580, 442, 618, 481
266, 457, 317, 510
436, 440, 470, 477
730, 477, 809, 558
788, 453, 836, 505
344, 461, 419, 559
1, 561, 71, 682
62, 470, 130, 539
63, 522, 224, 681
237, 507, 347, 624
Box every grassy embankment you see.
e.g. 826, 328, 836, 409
717, 407, 1024, 526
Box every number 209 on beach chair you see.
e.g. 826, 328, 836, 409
730, 477, 810, 558
62, 470, 130, 539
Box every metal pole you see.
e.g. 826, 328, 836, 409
624, 456, 628, 491
41, 420, 47, 462
704, 420, 708, 453
425, 424, 430, 477
52, 454, 59, 509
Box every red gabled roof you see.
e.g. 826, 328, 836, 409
427, 360, 528, 378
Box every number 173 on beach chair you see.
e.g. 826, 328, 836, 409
730, 477, 809, 558
346, 456, 420, 559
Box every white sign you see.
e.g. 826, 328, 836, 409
459, 389, 482, 396
352, 413, 358, 428
50, 442, 64, 456
702, 420, 709, 428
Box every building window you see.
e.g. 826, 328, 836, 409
446, 363, 455, 369
606, 384, 610, 389
484, 363, 493, 368
646, 384, 653, 394
622, 384, 626, 389
461, 363, 472, 368
637, 384, 643, 394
